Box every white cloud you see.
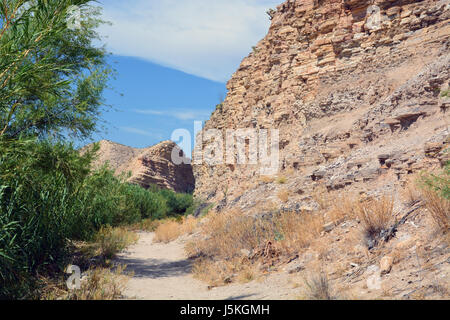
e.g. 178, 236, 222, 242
133, 108, 211, 121
98, 0, 280, 82
133, 109, 164, 116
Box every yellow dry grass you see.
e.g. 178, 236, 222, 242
312, 185, 332, 210
153, 216, 198, 243
41, 227, 138, 300
353, 196, 395, 244
128, 218, 161, 232
41, 265, 131, 300
192, 257, 255, 287
402, 176, 423, 206
326, 194, 358, 225
95, 226, 139, 260
259, 175, 275, 184
276, 176, 287, 184
300, 271, 337, 300
186, 209, 325, 286
277, 189, 290, 203
421, 188, 450, 234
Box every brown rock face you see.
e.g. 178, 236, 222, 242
84, 140, 195, 193
193, 0, 450, 211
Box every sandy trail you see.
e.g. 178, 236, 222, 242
115, 232, 297, 300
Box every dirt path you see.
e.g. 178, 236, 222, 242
115, 232, 298, 300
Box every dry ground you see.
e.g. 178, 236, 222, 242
115, 232, 300, 300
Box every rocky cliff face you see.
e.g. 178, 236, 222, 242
85, 140, 195, 193
194, 0, 450, 212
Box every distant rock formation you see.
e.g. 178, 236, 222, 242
83, 140, 195, 193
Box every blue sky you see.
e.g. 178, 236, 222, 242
87, 0, 280, 149
92, 56, 227, 148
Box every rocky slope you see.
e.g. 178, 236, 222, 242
84, 140, 194, 193
193, 0, 450, 212
185, 0, 450, 300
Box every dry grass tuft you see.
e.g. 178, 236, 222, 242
312, 185, 332, 210
128, 218, 161, 232
421, 189, 450, 233
41, 227, 138, 300
68, 265, 130, 300
354, 196, 394, 246
153, 216, 198, 243
41, 265, 131, 300
402, 177, 423, 206
192, 257, 255, 287
274, 211, 324, 252
327, 194, 358, 225
260, 175, 275, 184
277, 189, 290, 203
301, 272, 337, 300
95, 226, 139, 260
187, 210, 324, 286
276, 176, 287, 184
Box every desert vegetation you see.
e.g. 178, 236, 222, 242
419, 162, 450, 234
301, 272, 337, 300
0, 1, 193, 299
183, 209, 324, 286
40, 264, 130, 300
153, 215, 198, 243
0, 138, 194, 299
171, 165, 448, 295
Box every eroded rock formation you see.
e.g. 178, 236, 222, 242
84, 140, 195, 193
193, 0, 450, 212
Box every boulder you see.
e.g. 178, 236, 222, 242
380, 256, 394, 275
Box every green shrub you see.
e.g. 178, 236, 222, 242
421, 160, 449, 200
0, 139, 95, 298
160, 189, 193, 216
94, 226, 139, 260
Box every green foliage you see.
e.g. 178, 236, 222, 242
94, 226, 138, 260
421, 159, 450, 200
0, 138, 94, 298
158, 189, 194, 216
441, 89, 450, 98
0, 139, 193, 299
0, 0, 111, 140
185, 199, 214, 217
0, 0, 196, 300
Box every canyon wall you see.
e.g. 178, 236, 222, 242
193, 0, 450, 212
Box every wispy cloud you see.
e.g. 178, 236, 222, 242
133, 109, 164, 116
98, 0, 280, 82
120, 126, 164, 139
133, 108, 211, 121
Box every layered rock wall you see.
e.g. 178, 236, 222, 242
194, 0, 450, 211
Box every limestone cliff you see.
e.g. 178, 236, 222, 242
193, 0, 450, 212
